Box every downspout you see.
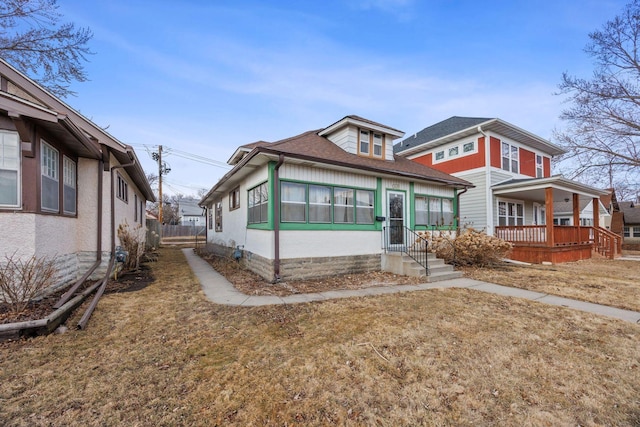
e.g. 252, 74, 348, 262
478, 125, 494, 235
273, 154, 285, 283
455, 186, 469, 234
53, 157, 104, 309
78, 147, 136, 329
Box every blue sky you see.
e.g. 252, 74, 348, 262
57, 0, 626, 197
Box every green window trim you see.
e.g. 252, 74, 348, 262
278, 179, 377, 230
413, 193, 456, 230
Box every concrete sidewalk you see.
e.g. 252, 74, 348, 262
182, 249, 640, 324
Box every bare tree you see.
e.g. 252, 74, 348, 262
0, 0, 92, 98
556, 0, 640, 191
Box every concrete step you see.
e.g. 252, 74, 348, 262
427, 269, 464, 282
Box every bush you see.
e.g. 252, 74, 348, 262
117, 220, 145, 271
419, 228, 512, 267
0, 253, 57, 314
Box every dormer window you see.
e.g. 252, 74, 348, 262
359, 129, 384, 159
359, 130, 370, 154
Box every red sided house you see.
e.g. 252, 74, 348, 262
394, 116, 620, 263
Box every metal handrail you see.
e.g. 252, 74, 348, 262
383, 225, 429, 275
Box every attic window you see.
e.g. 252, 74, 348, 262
358, 129, 384, 159
435, 151, 445, 161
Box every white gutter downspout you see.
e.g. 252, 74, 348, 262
478, 126, 494, 236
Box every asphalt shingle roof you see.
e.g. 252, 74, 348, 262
620, 201, 640, 224
394, 116, 492, 153
254, 129, 472, 187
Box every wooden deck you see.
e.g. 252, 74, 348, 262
495, 225, 622, 263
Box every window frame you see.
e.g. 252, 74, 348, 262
62, 155, 77, 215
0, 130, 21, 209
41, 140, 60, 213
214, 201, 222, 232
248, 182, 268, 224
358, 128, 385, 159
501, 141, 519, 173
414, 194, 455, 228
229, 186, 240, 211
536, 154, 543, 178
116, 173, 129, 203
632, 226, 640, 238
279, 180, 376, 226
497, 199, 524, 226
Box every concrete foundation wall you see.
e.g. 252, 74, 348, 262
202, 243, 381, 281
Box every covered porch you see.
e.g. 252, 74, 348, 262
492, 176, 621, 263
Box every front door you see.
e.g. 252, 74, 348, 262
387, 191, 405, 246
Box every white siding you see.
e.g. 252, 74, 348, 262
281, 163, 376, 188
413, 182, 455, 198
326, 126, 354, 153
455, 171, 488, 231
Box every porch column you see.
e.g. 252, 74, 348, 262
572, 193, 580, 225
592, 197, 600, 228
545, 187, 554, 247
573, 193, 580, 243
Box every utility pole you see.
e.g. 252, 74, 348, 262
152, 145, 170, 224
158, 145, 163, 224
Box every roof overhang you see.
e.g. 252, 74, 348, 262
398, 118, 566, 157
200, 147, 473, 206
318, 116, 405, 139
492, 176, 609, 204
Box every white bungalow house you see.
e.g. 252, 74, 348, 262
0, 58, 155, 291
199, 115, 473, 282
394, 116, 620, 263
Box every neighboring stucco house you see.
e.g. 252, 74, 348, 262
0, 58, 155, 291
394, 116, 617, 263
178, 198, 206, 227
199, 115, 472, 282
620, 201, 640, 247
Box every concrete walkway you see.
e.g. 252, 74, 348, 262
182, 249, 640, 324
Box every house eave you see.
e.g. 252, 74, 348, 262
397, 118, 566, 157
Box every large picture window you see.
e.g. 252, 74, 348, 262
63, 156, 76, 215
415, 195, 454, 227
280, 181, 375, 225
0, 131, 20, 207
248, 182, 268, 224
41, 141, 59, 212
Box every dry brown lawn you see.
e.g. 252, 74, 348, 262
1, 247, 639, 426
463, 255, 640, 312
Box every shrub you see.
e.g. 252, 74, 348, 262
0, 253, 57, 314
419, 228, 512, 267
117, 220, 145, 271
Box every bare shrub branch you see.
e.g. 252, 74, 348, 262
117, 220, 145, 271
0, 252, 57, 314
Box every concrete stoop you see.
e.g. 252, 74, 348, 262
381, 252, 463, 282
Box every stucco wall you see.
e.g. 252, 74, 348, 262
0, 212, 36, 259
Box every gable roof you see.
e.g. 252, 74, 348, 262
0, 58, 155, 201
319, 115, 404, 138
201, 126, 473, 205
395, 116, 566, 157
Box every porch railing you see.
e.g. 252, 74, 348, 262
383, 226, 429, 275
495, 225, 622, 259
